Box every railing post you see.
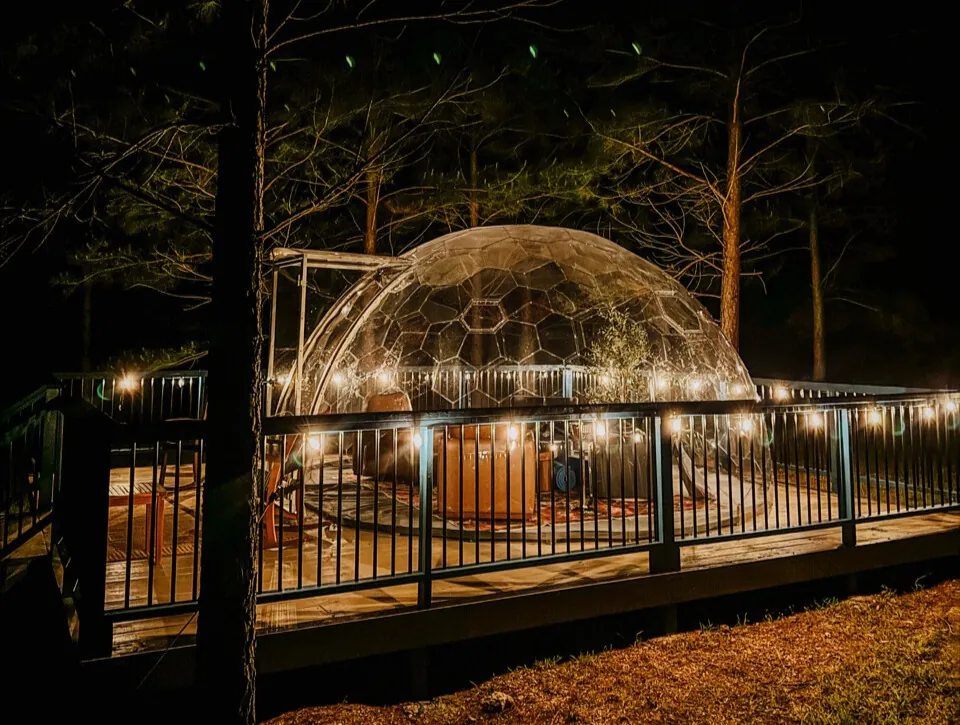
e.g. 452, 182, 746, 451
835, 409, 857, 547
417, 424, 433, 609
649, 414, 680, 574
37, 387, 63, 510
55, 401, 113, 658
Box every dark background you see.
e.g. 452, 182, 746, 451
0, 1, 954, 407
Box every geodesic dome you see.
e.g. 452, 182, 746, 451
273, 225, 755, 415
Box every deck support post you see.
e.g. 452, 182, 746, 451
417, 424, 434, 609
649, 415, 680, 574
835, 410, 857, 547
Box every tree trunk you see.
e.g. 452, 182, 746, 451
81, 277, 92, 372
719, 83, 742, 349
469, 147, 479, 228
809, 201, 826, 381
197, 1, 267, 723
364, 131, 381, 255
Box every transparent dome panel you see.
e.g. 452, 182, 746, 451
274, 226, 756, 414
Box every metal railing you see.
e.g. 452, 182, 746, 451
55, 371, 206, 424
1, 386, 62, 555
69, 390, 956, 651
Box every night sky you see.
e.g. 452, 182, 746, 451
0, 1, 953, 407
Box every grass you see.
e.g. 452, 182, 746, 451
267, 580, 960, 725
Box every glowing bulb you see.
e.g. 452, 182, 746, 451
595, 422, 606, 438
600, 374, 610, 385
868, 410, 882, 425
332, 372, 344, 385
378, 371, 390, 384
946, 400, 958, 413
508, 425, 519, 442
670, 418, 683, 434
656, 376, 669, 390
923, 406, 935, 421
810, 413, 824, 429
307, 434, 322, 452
413, 433, 423, 449
774, 387, 789, 401
732, 383, 745, 396
633, 432, 642, 444
739, 418, 753, 434
689, 378, 702, 391
177, 377, 185, 388
550, 443, 559, 455
119, 374, 139, 391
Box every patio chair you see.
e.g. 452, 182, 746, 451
158, 402, 205, 489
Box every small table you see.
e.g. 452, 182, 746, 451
108, 482, 165, 563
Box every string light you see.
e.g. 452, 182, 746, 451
946, 400, 958, 413
595, 422, 606, 438
868, 410, 882, 425
633, 432, 642, 443
508, 425, 519, 442
774, 387, 789, 401
413, 432, 423, 449
670, 418, 683, 434
177, 377, 185, 389
739, 418, 753, 434
732, 383, 745, 396
332, 372, 344, 385
656, 376, 669, 390
550, 443, 559, 455
689, 378, 702, 392
809, 412, 824, 428
307, 434, 322, 452
378, 371, 391, 384
119, 374, 139, 392
923, 406, 935, 421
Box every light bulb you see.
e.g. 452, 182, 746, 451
332, 372, 344, 385
550, 443, 559, 455
946, 400, 958, 413
689, 378, 702, 391
633, 432, 642, 443
119, 374, 139, 391
413, 433, 423, 449
732, 383, 745, 396
595, 422, 606, 437
810, 413, 824, 429
670, 418, 683, 434
508, 425, 519, 442
177, 377, 185, 389
657, 376, 669, 390
378, 371, 390, 384
923, 406, 935, 421
600, 374, 610, 385
774, 387, 789, 401
868, 410, 882, 425
739, 418, 753, 434
307, 434, 322, 452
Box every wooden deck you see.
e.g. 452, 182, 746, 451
108, 496, 959, 658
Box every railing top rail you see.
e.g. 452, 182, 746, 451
54, 370, 207, 380
753, 377, 943, 395
259, 391, 958, 435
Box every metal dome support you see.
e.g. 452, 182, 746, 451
266, 247, 411, 416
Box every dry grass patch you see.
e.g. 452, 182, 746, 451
268, 580, 960, 725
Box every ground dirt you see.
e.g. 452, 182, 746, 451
267, 580, 960, 725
